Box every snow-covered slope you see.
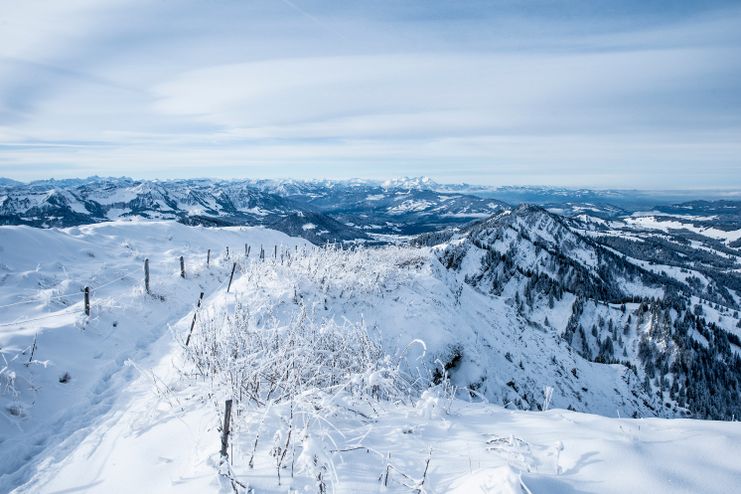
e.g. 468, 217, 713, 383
0, 221, 310, 490
424, 205, 741, 420
21, 382, 741, 494
1, 218, 740, 493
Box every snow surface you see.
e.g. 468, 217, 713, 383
625, 216, 741, 243
389, 199, 434, 214
0, 221, 310, 491
1, 222, 740, 493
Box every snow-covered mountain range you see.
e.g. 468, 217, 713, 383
0, 177, 506, 240
5, 176, 740, 243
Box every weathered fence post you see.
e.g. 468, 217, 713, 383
260, 245, 264, 261
144, 258, 150, 294
220, 399, 233, 458
207, 249, 211, 267
185, 291, 205, 347
84, 286, 90, 316
227, 262, 237, 293
26, 333, 38, 366
180, 256, 185, 279
274, 245, 277, 259
245, 244, 250, 257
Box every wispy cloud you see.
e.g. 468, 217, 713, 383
0, 0, 739, 187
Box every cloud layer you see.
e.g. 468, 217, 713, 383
0, 0, 740, 187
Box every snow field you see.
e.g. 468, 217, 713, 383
625, 216, 741, 244
1, 222, 740, 493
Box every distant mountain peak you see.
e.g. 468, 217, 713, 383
381, 176, 438, 190
0, 177, 23, 187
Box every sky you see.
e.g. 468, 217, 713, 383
0, 0, 740, 188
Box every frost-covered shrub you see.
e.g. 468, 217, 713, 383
186, 303, 417, 407
237, 243, 434, 306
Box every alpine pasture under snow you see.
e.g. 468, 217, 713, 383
1, 220, 740, 493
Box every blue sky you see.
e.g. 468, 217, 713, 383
0, 0, 740, 187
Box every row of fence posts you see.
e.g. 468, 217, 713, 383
81, 242, 310, 319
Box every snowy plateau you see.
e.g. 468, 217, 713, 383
0, 180, 741, 493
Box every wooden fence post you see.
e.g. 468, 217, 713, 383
207, 249, 211, 267
180, 256, 185, 279
26, 333, 38, 366
144, 258, 150, 294
185, 292, 205, 347
220, 399, 233, 458
274, 245, 277, 259
84, 287, 90, 316
227, 262, 237, 293
245, 244, 250, 257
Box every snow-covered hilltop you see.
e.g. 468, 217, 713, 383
1, 186, 740, 492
